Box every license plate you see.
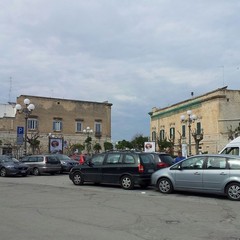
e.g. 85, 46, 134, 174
148, 169, 154, 173
21, 170, 26, 173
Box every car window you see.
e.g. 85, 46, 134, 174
124, 154, 135, 164
37, 157, 43, 162
91, 155, 104, 165
140, 154, 154, 164
221, 147, 239, 155
159, 155, 174, 165
106, 153, 121, 164
207, 157, 226, 169
181, 157, 205, 169
228, 158, 240, 169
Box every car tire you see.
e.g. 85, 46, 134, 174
158, 178, 173, 194
72, 172, 84, 185
0, 167, 7, 177
120, 175, 134, 190
33, 167, 40, 176
226, 182, 240, 201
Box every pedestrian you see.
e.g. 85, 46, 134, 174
174, 150, 185, 163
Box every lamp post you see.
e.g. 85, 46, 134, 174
180, 110, 197, 156
16, 98, 35, 156
83, 126, 93, 154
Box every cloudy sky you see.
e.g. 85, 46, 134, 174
1, 0, 240, 142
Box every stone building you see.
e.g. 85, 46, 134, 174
0, 95, 112, 156
149, 86, 240, 155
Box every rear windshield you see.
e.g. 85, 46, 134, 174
159, 155, 174, 165
139, 154, 154, 164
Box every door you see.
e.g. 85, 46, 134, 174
174, 156, 205, 190
203, 156, 229, 192
82, 154, 104, 183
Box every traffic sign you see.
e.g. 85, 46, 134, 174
17, 126, 24, 145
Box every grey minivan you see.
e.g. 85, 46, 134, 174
20, 154, 61, 176
151, 154, 240, 201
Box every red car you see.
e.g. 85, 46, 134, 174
70, 154, 87, 165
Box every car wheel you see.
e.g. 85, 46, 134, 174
158, 178, 173, 194
226, 182, 240, 201
0, 168, 7, 177
72, 172, 84, 185
120, 175, 134, 190
33, 168, 40, 176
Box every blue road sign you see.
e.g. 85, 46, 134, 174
17, 126, 24, 145
17, 126, 24, 134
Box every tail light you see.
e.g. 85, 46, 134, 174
138, 163, 144, 173
157, 162, 168, 168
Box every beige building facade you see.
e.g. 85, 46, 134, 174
0, 95, 112, 156
149, 87, 240, 155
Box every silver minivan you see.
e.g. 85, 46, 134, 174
151, 154, 240, 201
20, 154, 61, 176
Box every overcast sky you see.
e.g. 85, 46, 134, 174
1, 0, 240, 142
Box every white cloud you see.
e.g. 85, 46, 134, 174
1, 0, 240, 141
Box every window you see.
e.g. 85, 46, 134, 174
181, 156, 205, 169
106, 153, 121, 164
75, 121, 82, 132
228, 158, 240, 169
170, 127, 175, 139
160, 130, 165, 141
207, 157, 226, 169
91, 155, 104, 165
221, 147, 239, 156
152, 131, 156, 141
124, 154, 135, 164
53, 120, 62, 131
196, 122, 201, 134
182, 125, 186, 138
28, 118, 38, 130
95, 122, 101, 134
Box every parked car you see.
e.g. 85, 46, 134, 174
54, 154, 79, 173
149, 152, 175, 170
151, 154, 240, 201
20, 154, 61, 176
69, 151, 156, 190
0, 155, 29, 177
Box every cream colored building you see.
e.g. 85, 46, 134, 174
149, 86, 240, 155
0, 95, 112, 156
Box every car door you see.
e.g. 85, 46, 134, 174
202, 156, 229, 193
82, 154, 104, 183
101, 153, 123, 184
174, 156, 205, 190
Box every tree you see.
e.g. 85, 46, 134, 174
85, 136, 92, 154
27, 132, 40, 154
115, 140, 133, 150
104, 141, 113, 151
131, 134, 148, 150
157, 138, 174, 155
93, 143, 102, 153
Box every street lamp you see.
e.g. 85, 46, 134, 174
180, 110, 197, 156
15, 98, 35, 156
83, 126, 93, 137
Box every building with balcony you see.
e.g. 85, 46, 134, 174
0, 95, 112, 156
149, 86, 240, 155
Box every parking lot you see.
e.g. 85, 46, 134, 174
1, 174, 240, 240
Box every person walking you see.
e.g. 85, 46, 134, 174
174, 150, 186, 163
